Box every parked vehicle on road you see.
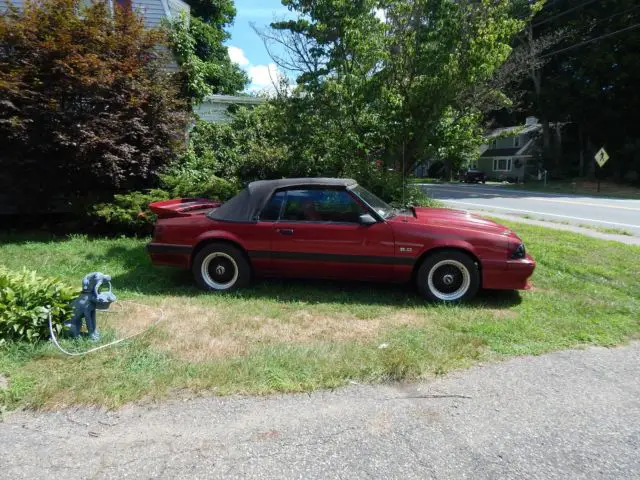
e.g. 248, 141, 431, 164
147, 178, 535, 302
461, 168, 487, 184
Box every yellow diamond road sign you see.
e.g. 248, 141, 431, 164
595, 147, 609, 168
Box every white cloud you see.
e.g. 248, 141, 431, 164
227, 46, 250, 66
374, 8, 387, 23
227, 46, 290, 94
247, 63, 280, 88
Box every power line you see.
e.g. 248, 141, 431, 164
533, 0, 599, 27
542, 0, 566, 10
517, 0, 565, 22
541, 22, 640, 58
591, 4, 640, 28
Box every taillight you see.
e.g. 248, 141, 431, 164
153, 224, 164, 242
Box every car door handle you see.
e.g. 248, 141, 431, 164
277, 228, 294, 236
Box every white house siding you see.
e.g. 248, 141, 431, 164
167, 0, 188, 19
195, 102, 233, 123
133, 0, 169, 27
195, 95, 266, 123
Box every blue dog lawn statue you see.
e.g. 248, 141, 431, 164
66, 272, 116, 341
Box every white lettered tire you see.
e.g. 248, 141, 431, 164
192, 243, 251, 292
417, 250, 480, 302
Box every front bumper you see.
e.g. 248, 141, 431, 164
507, 254, 536, 289
483, 254, 536, 290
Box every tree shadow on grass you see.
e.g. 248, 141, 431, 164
85, 245, 199, 296
103, 245, 522, 308
0, 232, 71, 246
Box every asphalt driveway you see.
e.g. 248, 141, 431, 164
418, 183, 640, 236
1, 342, 639, 479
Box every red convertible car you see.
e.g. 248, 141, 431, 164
147, 178, 535, 302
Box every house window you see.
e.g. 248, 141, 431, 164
514, 136, 520, 148
491, 139, 497, 148
493, 158, 512, 172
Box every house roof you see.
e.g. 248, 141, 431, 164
202, 94, 266, 106
208, 178, 357, 223
485, 124, 542, 138
480, 148, 521, 158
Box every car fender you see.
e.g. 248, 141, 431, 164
414, 238, 480, 264
193, 230, 249, 255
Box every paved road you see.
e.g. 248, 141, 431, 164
418, 183, 640, 236
2, 343, 639, 479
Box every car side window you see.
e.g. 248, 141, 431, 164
259, 191, 285, 221
281, 189, 365, 223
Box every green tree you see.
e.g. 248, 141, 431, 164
0, 0, 189, 212
171, 0, 248, 101
263, 0, 537, 177
520, 0, 640, 181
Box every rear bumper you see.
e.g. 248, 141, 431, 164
146, 243, 192, 268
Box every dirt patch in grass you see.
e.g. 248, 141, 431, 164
103, 299, 435, 361
484, 309, 518, 319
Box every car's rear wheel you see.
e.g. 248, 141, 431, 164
192, 243, 251, 292
416, 251, 480, 302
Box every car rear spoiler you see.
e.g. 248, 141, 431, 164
148, 198, 221, 219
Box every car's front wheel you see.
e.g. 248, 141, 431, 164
192, 243, 251, 292
416, 251, 480, 302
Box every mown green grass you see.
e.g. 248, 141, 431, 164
503, 180, 640, 199
1, 223, 639, 410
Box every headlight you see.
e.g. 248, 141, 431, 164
511, 243, 526, 259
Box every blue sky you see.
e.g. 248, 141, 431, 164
227, 0, 294, 92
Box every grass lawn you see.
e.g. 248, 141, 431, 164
408, 178, 445, 184
504, 179, 640, 199
1, 224, 639, 410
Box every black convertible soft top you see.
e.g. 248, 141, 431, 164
208, 177, 358, 222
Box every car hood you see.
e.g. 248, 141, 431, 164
392, 207, 520, 239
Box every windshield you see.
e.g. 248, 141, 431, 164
351, 185, 394, 219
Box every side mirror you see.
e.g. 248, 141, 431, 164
359, 214, 377, 225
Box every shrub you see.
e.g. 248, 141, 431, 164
0, 0, 189, 213
402, 186, 443, 208
93, 171, 239, 234
0, 268, 76, 344
92, 189, 171, 235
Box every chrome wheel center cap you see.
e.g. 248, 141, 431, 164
215, 265, 226, 276
443, 274, 454, 286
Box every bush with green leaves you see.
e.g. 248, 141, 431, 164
93, 141, 241, 234
0, 268, 76, 344
92, 189, 172, 235
168, 13, 248, 103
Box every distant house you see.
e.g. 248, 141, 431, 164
477, 116, 543, 182
195, 95, 266, 123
